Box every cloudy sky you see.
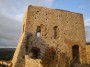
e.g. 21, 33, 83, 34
0, 0, 90, 48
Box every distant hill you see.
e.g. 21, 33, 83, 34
86, 43, 90, 45
0, 48, 15, 51
0, 48, 15, 61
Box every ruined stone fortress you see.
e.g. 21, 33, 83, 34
12, 5, 90, 67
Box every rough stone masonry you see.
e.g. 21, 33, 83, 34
12, 5, 90, 67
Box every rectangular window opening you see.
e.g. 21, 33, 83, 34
36, 26, 41, 37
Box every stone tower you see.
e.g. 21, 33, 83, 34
12, 5, 87, 67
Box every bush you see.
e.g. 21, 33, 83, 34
41, 47, 56, 67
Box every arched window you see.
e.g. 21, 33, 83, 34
53, 26, 58, 39
72, 45, 80, 63
36, 26, 41, 37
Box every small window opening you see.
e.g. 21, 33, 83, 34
53, 26, 58, 39
31, 47, 40, 59
36, 26, 41, 37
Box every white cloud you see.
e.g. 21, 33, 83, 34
85, 17, 90, 42
85, 26, 90, 42
85, 17, 90, 26
0, 0, 24, 48
85, 18, 90, 23
0, 0, 55, 22
0, 13, 21, 48
78, 5, 85, 9
0, 0, 26, 22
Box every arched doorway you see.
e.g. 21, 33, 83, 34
31, 47, 40, 59
72, 45, 80, 63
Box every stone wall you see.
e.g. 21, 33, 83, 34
26, 5, 87, 63
86, 45, 90, 64
12, 5, 87, 67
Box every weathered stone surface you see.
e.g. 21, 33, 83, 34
12, 5, 89, 67
86, 45, 90, 64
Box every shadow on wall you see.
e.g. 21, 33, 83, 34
40, 47, 71, 67
23, 32, 71, 67
24, 32, 48, 59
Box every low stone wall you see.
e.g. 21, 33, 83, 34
25, 55, 43, 67
86, 45, 90, 64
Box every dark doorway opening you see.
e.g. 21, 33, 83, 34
72, 45, 80, 63
31, 47, 40, 59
